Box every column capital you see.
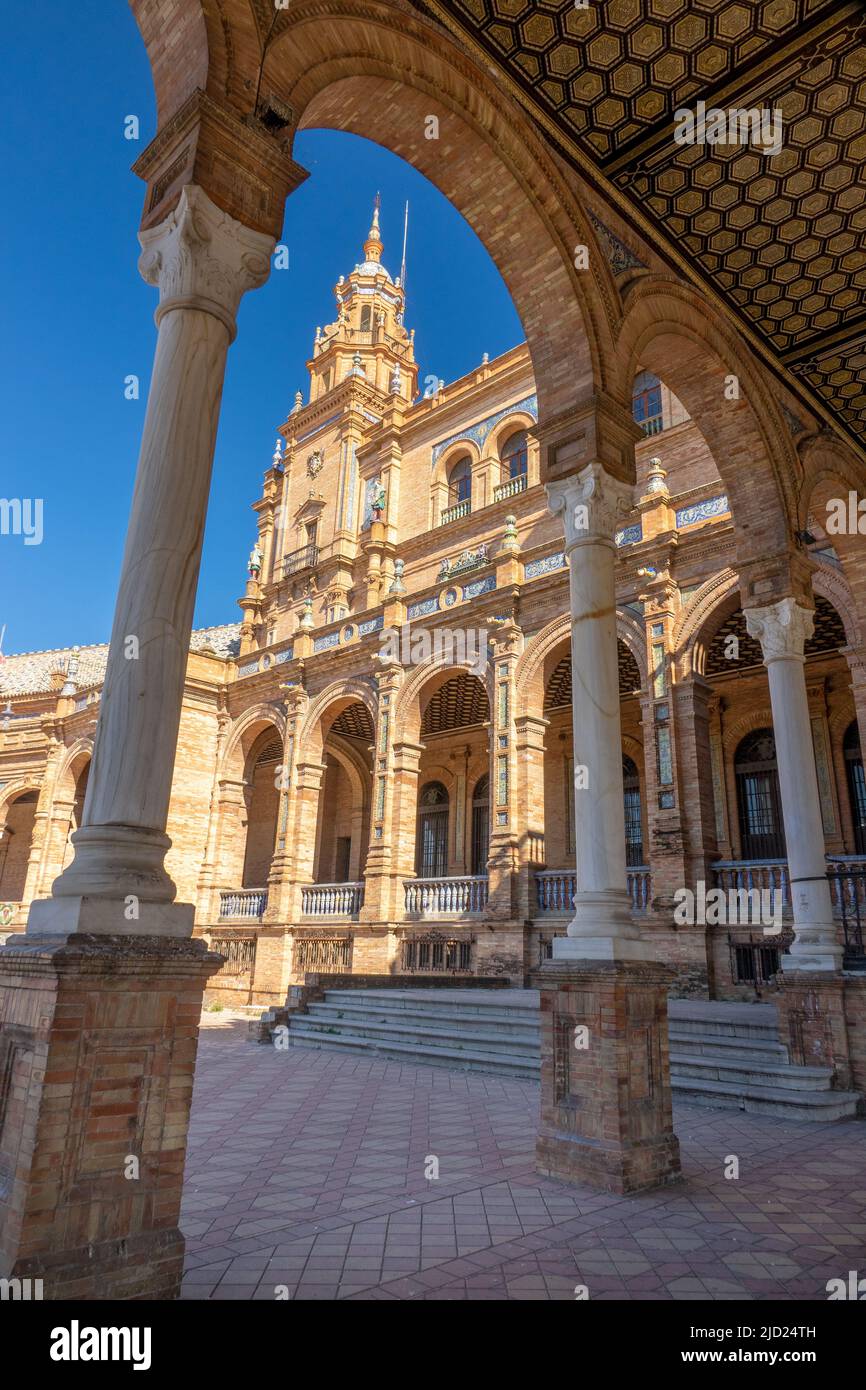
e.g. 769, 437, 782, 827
546, 462, 632, 550
744, 596, 814, 664
138, 185, 274, 340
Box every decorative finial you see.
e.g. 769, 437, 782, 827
300, 595, 314, 631
363, 192, 383, 264
272, 437, 284, 469
293, 391, 303, 412
482, 352, 489, 365
389, 558, 406, 595
646, 457, 668, 495
503, 515, 519, 551
390, 364, 402, 395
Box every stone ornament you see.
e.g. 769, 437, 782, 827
306, 450, 324, 479
745, 596, 814, 663
138, 184, 275, 341
546, 461, 632, 549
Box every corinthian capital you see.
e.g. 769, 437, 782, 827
744, 596, 814, 663
138, 185, 275, 339
545, 462, 632, 549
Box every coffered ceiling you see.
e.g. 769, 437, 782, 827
415, 0, 866, 453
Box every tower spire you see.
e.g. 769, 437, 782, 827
363, 192, 383, 264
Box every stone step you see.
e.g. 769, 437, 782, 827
669, 1076, 861, 1121
667, 999, 780, 1041
320, 988, 540, 1021
295, 1012, 540, 1058
668, 1030, 790, 1063
308, 998, 541, 1037
286, 1023, 539, 1080
670, 1055, 834, 1091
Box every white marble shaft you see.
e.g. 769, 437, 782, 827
45, 186, 274, 913
745, 597, 842, 972
546, 463, 650, 960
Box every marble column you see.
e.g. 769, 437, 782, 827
545, 464, 650, 959
537, 462, 680, 1194
29, 185, 274, 937
745, 597, 842, 972
0, 185, 273, 1299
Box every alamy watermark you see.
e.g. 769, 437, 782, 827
673, 879, 782, 933
378, 623, 488, 677
674, 101, 783, 157
0, 497, 43, 545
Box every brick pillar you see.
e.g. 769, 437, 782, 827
775, 973, 852, 1091
485, 619, 523, 918
536, 960, 680, 1194
359, 659, 405, 925
0, 934, 220, 1298
514, 713, 548, 920
263, 683, 307, 925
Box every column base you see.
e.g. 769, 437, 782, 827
0, 930, 222, 1300
776, 969, 853, 1088
534, 957, 681, 1195
27, 895, 194, 937
783, 927, 844, 974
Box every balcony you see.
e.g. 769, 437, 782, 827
493, 473, 527, 503
440, 499, 471, 526
534, 867, 652, 915
283, 543, 319, 577
404, 875, 489, 915
639, 415, 664, 437
302, 882, 364, 916
218, 888, 267, 921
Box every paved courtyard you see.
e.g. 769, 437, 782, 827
180, 1011, 866, 1301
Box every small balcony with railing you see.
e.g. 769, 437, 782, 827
404, 875, 489, 916
301, 882, 365, 917
282, 542, 319, 578
439, 498, 471, 526
218, 888, 268, 921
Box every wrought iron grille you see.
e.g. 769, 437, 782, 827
826, 865, 866, 969
401, 933, 473, 974
294, 936, 352, 973
729, 936, 781, 989
213, 936, 257, 975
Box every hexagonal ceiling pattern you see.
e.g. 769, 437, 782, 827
416, 0, 866, 451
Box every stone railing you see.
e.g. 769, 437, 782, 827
713, 860, 790, 907
440, 499, 471, 526
218, 889, 267, 921
493, 473, 527, 503
301, 882, 364, 916
404, 875, 489, 915
535, 868, 652, 915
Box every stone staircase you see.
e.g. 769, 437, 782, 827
281, 987, 861, 1121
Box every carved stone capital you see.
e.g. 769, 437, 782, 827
745, 596, 814, 664
545, 462, 632, 549
138, 185, 274, 340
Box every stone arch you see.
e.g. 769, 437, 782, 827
811, 564, 862, 652
296, 677, 377, 763
221, 703, 287, 782
488, 411, 536, 461
132, 0, 614, 413
393, 655, 492, 745
516, 609, 648, 720
617, 279, 798, 562
799, 433, 866, 637
52, 738, 95, 804
673, 569, 740, 681
0, 779, 41, 822
432, 439, 482, 495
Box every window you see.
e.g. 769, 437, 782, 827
632, 372, 663, 435
471, 774, 489, 876
360, 304, 372, 333
305, 521, 318, 547
734, 729, 786, 860
622, 756, 644, 866
500, 429, 528, 480
844, 721, 866, 855
335, 836, 351, 883
448, 456, 472, 506
417, 781, 449, 878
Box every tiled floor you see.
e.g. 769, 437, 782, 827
181, 1011, 866, 1301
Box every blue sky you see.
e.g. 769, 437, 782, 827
0, 6, 523, 658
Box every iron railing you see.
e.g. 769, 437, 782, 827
826, 862, 866, 968
294, 935, 353, 973
283, 543, 319, 577
212, 935, 257, 975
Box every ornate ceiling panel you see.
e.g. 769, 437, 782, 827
418, 0, 866, 453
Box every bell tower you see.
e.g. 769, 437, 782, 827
307, 196, 417, 403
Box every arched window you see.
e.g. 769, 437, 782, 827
622, 756, 644, 867
844, 721, 866, 855
448, 455, 472, 505
500, 429, 528, 480
471, 774, 489, 876
359, 304, 372, 333
242, 734, 283, 888
632, 371, 663, 435
417, 781, 449, 878
734, 729, 786, 860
